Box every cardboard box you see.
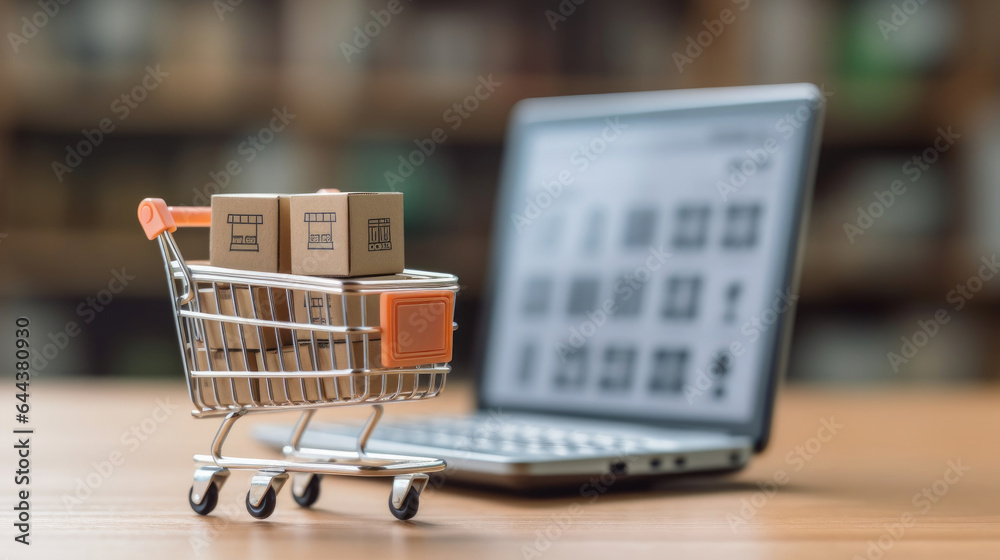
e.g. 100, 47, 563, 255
288, 290, 381, 343
248, 287, 377, 344
196, 284, 381, 351
192, 345, 311, 407
190, 339, 418, 406
262, 340, 379, 371
289, 192, 404, 277
260, 346, 321, 402
210, 194, 291, 273
320, 340, 412, 399
195, 347, 261, 372
261, 341, 395, 401
197, 287, 294, 350
285, 272, 441, 339
247, 285, 296, 347
262, 343, 314, 372
197, 287, 239, 350
318, 339, 382, 371
193, 347, 262, 407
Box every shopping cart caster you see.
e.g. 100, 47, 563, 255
389, 474, 429, 521
246, 488, 277, 519
291, 474, 321, 508
189, 466, 230, 516
388, 489, 419, 520
189, 484, 219, 515
245, 470, 288, 520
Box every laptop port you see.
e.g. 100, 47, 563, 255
674, 456, 687, 469
610, 461, 627, 475
649, 458, 661, 470
730, 452, 742, 465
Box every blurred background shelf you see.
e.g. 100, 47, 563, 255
7, 63, 285, 133
2, 0, 1000, 383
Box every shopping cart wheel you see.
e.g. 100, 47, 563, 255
388, 488, 420, 521
245, 487, 277, 519
188, 483, 219, 516
291, 474, 321, 508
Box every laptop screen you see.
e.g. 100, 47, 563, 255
478, 85, 824, 442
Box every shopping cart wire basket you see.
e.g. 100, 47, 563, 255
138, 198, 458, 521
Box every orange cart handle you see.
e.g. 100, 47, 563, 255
137, 198, 211, 240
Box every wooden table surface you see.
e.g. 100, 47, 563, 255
7, 380, 1000, 559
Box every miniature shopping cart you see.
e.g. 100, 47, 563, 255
137, 198, 458, 521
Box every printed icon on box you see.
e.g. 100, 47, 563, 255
368, 218, 392, 251
227, 214, 263, 252
304, 212, 336, 250
302, 296, 325, 324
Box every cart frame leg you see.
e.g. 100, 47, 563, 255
287, 410, 316, 498
283, 404, 384, 457
286, 409, 315, 454
291, 471, 315, 498
357, 404, 384, 456
210, 409, 246, 462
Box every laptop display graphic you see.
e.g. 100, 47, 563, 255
480, 85, 824, 445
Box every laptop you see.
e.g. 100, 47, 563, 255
256, 83, 826, 488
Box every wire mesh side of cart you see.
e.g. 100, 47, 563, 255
160, 258, 458, 417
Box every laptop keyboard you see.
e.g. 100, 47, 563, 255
364, 415, 657, 456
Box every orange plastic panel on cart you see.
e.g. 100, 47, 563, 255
380, 290, 454, 368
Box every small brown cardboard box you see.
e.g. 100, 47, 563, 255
319, 340, 414, 399
246, 286, 296, 347
289, 192, 404, 277
262, 340, 378, 371
220, 287, 379, 346
210, 194, 291, 273
317, 339, 381, 371
283, 272, 432, 341
197, 287, 294, 350
192, 345, 308, 407
289, 290, 381, 342
261, 346, 319, 402
193, 347, 262, 407
197, 287, 239, 349
195, 347, 261, 372
262, 341, 392, 401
